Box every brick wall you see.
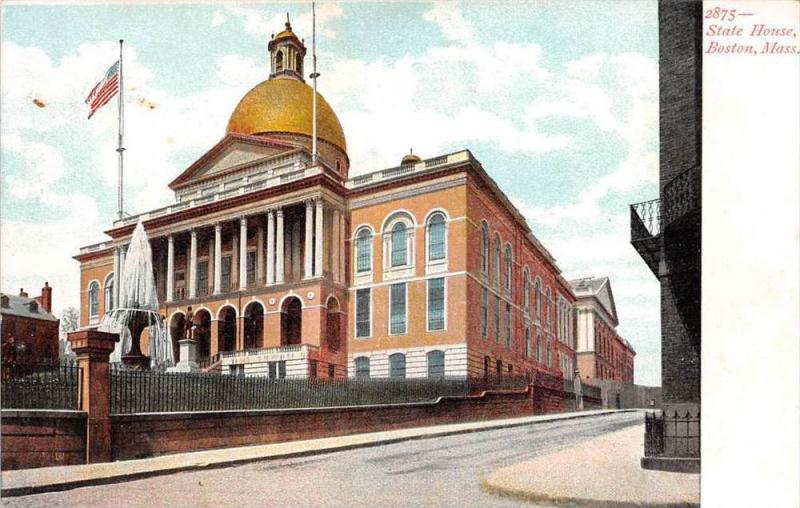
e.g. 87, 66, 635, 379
1, 410, 87, 470
110, 388, 534, 461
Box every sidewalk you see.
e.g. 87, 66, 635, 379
1, 409, 627, 498
481, 424, 700, 508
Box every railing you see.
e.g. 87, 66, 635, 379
630, 198, 661, 240
644, 410, 700, 458
1, 359, 83, 410
108, 372, 529, 414
662, 165, 700, 228
347, 150, 472, 189
219, 344, 314, 360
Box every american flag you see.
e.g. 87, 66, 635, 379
85, 60, 120, 119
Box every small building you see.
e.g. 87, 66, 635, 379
570, 276, 635, 383
0, 283, 59, 362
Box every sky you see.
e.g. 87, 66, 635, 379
0, 1, 661, 385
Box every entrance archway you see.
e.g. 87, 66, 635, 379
326, 297, 340, 352
218, 306, 237, 352
281, 297, 302, 346
244, 301, 264, 350
169, 313, 186, 363
193, 309, 211, 361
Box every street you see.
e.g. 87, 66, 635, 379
2, 412, 643, 508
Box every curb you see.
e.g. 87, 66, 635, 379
480, 480, 699, 508
1, 409, 637, 498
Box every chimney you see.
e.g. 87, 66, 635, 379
19, 288, 28, 298
40, 282, 52, 313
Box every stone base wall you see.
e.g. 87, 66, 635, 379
110, 387, 533, 461
1, 410, 86, 471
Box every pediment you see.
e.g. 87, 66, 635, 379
169, 134, 301, 190
595, 279, 619, 325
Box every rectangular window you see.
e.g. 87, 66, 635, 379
494, 295, 500, 341
427, 278, 445, 331
246, 251, 256, 285
428, 221, 446, 261
505, 302, 512, 348
197, 261, 209, 297
220, 256, 232, 292
390, 283, 407, 334
481, 288, 488, 337
268, 361, 286, 379
356, 288, 371, 338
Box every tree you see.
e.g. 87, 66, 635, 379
59, 307, 80, 340
59, 307, 79, 359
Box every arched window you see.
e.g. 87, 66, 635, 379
525, 328, 532, 358
546, 288, 552, 327
391, 222, 408, 267
355, 228, 373, 273
494, 235, 502, 285
480, 222, 489, 274
88, 281, 100, 319
523, 269, 530, 315
534, 278, 542, 322
426, 212, 446, 262
546, 339, 552, 368
355, 356, 370, 378
427, 350, 445, 378
504, 244, 513, 291
536, 334, 542, 363
389, 353, 406, 379
275, 51, 284, 71
104, 275, 114, 313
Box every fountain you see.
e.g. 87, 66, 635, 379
102, 220, 174, 370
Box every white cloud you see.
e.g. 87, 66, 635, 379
211, 11, 226, 27
226, 4, 343, 41
422, 1, 474, 44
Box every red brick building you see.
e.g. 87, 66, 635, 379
0, 283, 59, 362
570, 276, 635, 382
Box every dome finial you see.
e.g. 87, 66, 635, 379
285, 12, 292, 31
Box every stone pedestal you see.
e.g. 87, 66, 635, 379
68, 329, 119, 464
169, 339, 199, 373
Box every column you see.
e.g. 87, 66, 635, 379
112, 247, 120, 308
166, 235, 175, 302
188, 229, 198, 299
256, 225, 265, 285
332, 208, 341, 282
266, 210, 275, 285
213, 223, 222, 294
304, 200, 314, 278
339, 212, 346, 283
239, 217, 248, 290
314, 199, 324, 277
275, 209, 285, 284
119, 246, 126, 296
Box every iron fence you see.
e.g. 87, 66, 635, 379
109, 370, 530, 414
1, 359, 82, 410
644, 410, 700, 458
662, 165, 700, 227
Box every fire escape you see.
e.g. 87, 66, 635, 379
630, 165, 701, 344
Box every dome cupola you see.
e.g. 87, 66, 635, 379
268, 14, 307, 82
401, 149, 421, 166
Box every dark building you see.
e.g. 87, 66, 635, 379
630, 0, 701, 472
0, 283, 60, 362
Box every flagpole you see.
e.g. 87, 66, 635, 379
117, 39, 126, 220
311, 2, 319, 166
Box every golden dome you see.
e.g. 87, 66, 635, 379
226, 78, 347, 153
